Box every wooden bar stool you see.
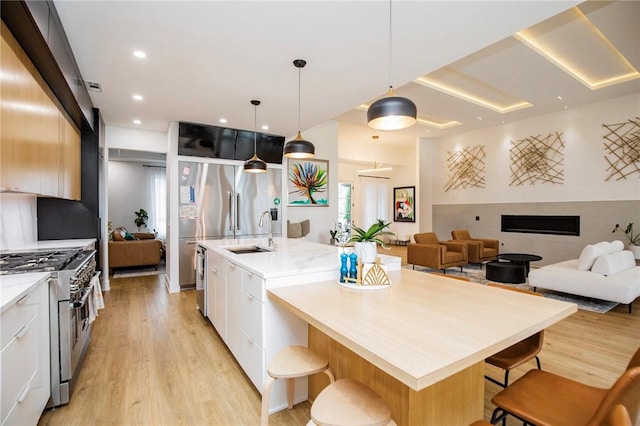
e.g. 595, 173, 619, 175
308, 378, 397, 426
261, 345, 335, 426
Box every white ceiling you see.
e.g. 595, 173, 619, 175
54, 1, 639, 150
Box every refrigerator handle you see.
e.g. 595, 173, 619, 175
236, 193, 241, 231
228, 191, 233, 231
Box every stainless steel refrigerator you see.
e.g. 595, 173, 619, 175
178, 161, 282, 289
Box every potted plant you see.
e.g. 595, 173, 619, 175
134, 208, 149, 231
349, 219, 394, 263
329, 227, 338, 245
612, 222, 640, 259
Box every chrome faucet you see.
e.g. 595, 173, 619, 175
259, 211, 274, 248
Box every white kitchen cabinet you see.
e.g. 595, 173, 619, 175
206, 251, 228, 342
237, 268, 266, 390
225, 261, 242, 359
1, 278, 50, 426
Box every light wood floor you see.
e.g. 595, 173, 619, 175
39, 271, 639, 426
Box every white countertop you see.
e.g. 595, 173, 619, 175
198, 238, 401, 280
1, 238, 96, 252
0, 273, 50, 313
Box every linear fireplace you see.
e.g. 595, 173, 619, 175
501, 215, 580, 236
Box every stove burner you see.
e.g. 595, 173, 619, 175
0, 249, 83, 274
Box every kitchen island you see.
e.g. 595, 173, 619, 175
268, 269, 577, 425
197, 238, 401, 413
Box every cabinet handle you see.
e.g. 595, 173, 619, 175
247, 336, 254, 344
247, 293, 254, 301
17, 384, 31, 403
248, 272, 253, 278
17, 294, 29, 305
16, 322, 31, 339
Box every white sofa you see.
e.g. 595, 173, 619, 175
529, 241, 640, 313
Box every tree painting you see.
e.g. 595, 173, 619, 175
288, 159, 329, 206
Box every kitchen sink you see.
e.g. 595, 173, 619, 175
225, 246, 273, 254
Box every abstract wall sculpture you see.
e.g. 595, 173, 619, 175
510, 132, 565, 186
444, 145, 486, 191
602, 117, 640, 181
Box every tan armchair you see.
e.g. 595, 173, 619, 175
407, 232, 468, 273
450, 229, 499, 264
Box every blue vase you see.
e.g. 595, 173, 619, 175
349, 253, 358, 279
340, 253, 348, 283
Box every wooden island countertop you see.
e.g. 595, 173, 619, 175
268, 268, 577, 425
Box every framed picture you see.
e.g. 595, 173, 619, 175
393, 186, 415, 222
287, 159, 329, 206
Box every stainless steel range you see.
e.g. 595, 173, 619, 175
0, 248, 98, 407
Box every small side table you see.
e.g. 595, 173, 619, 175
497, 253, 542, 277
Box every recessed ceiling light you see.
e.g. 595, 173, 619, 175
133, 119, 141, 125
261, 125, 269, 130
133, 50, 146, 59
556, 95, 563, 100
219, 118, 227, 124
132, 94, 143, 101
477, 116, 483, 120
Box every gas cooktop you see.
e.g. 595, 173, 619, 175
0, 249, 84, 275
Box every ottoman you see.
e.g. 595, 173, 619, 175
486, 261, 526, 284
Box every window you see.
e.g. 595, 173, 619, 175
338, 182, 352, 223
146, 166, 167, 239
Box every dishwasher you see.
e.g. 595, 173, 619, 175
195, 245, 207, 316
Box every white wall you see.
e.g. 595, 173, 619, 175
107, 161, 151, 231
338, 135, 421, 242
287, 121, 340, 244
106, 126, 168, 153
432, 94, 639, 205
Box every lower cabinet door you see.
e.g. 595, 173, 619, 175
214, 273, 227, 342
238, 330, 265, 392
240, 290, 264, 348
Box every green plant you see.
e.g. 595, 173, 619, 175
134, 208, 149, 228
349, 219, 394, 247
329, 227, 338, 240
612, 222, 639, 245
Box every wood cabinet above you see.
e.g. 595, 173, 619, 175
0, 25, 80, 200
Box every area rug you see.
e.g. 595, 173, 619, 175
403, 264, 618, 314
112, 265, 166, 278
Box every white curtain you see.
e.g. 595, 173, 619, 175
359, 176, 390, 229
146, 166, 167, 239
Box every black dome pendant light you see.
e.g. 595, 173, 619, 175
367, 0, 417, 131
284, 59, 315, 159
243, 100, 267, 173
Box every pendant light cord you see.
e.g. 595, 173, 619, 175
254, 103, 258, 153
388, 0, 393, 90
298, 66, 302, 132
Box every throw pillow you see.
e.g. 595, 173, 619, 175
591, 250, 635, 276
577, 241, 611, 271
124, 232, 137, 240
112, 228, 126, 241
610, 240, 624, 253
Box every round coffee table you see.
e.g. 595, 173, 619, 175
486, 261, 526, 284
497, 253, 542, 277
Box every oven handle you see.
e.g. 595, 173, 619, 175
70, 277, 96, 309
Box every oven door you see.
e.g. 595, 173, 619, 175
60, 279, 95, 383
